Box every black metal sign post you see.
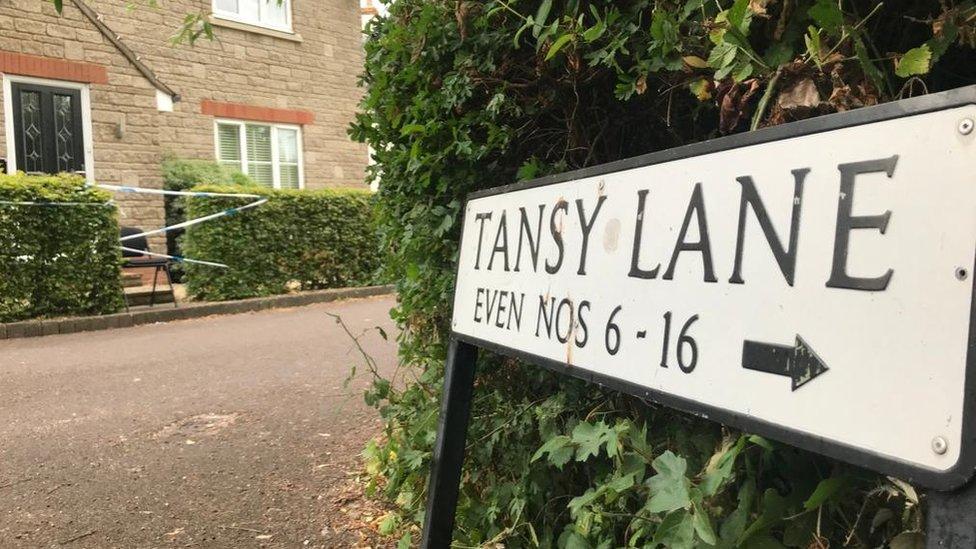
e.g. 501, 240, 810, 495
419, 339, 478, 548
418, 86, 976, 548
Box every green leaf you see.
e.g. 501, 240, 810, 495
896, 45, 932, 78
571, 421, 613, 461
653, 510, 695, 549
803, 476, 847, 510
733, 62, 754, 82
545, 33, 576, 61
646, 451, 691, 513
720, 481, 755, 544
700, 437, 745, 497
804, 26, 823, 69
708, 42, 738, 69
532, 0, 553, 38
397, 532, 412, 549
400, 123, 425, 136
532, 435, 574, 469
727, 0, 751, 34
808, 0, 844, 36
692, 501, 718, 545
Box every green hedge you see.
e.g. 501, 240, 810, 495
350, 0, 975, 546
181, 185, 381, 300
0, 173, 123, 322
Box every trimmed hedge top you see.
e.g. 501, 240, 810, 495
0, 173, 124, 322
181, 185, 382, 301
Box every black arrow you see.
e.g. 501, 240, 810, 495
742, 336, 829, 391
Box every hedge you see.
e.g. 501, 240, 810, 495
181, 185, 381, 301
350, 1, 975, 547
0, 173, 123, 322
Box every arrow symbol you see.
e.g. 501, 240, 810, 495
742, 335, 829, 391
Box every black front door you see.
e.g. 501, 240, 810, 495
11, 83, 86, 175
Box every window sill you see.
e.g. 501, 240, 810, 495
210, 16, 303, 42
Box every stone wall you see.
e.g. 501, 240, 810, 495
92, 0, 369, 189
0, 0, 369, 254
0, 0, 165, 249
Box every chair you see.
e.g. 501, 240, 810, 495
120, 227, 177, 310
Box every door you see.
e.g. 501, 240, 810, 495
11, 82, 86, 175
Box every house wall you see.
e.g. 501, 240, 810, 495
90, 0, 368, 189
0, 0, 368, 255
0, 0, 166, 250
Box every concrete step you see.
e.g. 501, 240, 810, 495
124, 285, 176, 307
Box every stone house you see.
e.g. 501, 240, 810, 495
0, 0, 370, 251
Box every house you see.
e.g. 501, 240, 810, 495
0, 0, 369, 251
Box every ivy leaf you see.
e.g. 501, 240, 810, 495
804, 477, 847, 510
896, 45, 932, 78
646, 451, 691, 513
652, 510, 695, 548
571, 421, 613, 461
545, 33, 576, 61
808, 0, 844, 36
532, 435, 573, 469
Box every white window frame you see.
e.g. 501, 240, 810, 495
2, 74, 95, 184
213, 118, 305, 190
211, 0, 293, 33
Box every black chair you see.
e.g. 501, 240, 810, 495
120, 227, 177, 309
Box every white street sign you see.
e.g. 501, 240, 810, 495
451, 89, 976, 489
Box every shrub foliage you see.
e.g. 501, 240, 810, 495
161, 157, 254, 276
0, 173, 123, 322
181, 185, 381, 300
351, 0, 973, 546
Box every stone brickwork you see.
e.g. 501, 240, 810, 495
0, 0, 368, 254
0, 0, 165, 249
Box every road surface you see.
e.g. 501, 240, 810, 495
0, 295, 398, 548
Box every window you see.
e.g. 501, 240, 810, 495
3, 76, 93, 180
212, 0, 291, 32
215, 120, 303, 189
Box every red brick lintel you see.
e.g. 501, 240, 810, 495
200, 100, 314, 125
0, 51, 109, 84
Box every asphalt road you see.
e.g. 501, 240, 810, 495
0, 295, 399, 548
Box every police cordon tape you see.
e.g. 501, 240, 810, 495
101, 183, 267, 268
0, 183, 268, 269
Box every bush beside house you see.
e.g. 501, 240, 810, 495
161, 157, 255, 280
0, 173, 123, 322
181, 185, 381, 301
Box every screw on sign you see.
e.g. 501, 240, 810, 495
420, 86, 976, 548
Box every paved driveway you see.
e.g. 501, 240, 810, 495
0, 295, 398, 548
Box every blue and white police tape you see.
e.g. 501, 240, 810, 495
0, 183, 267, 268
119, 247, 229, 268
118, 198, 268, 243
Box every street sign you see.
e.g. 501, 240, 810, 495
451, 90, 976, 490
421, 86, 976, 549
